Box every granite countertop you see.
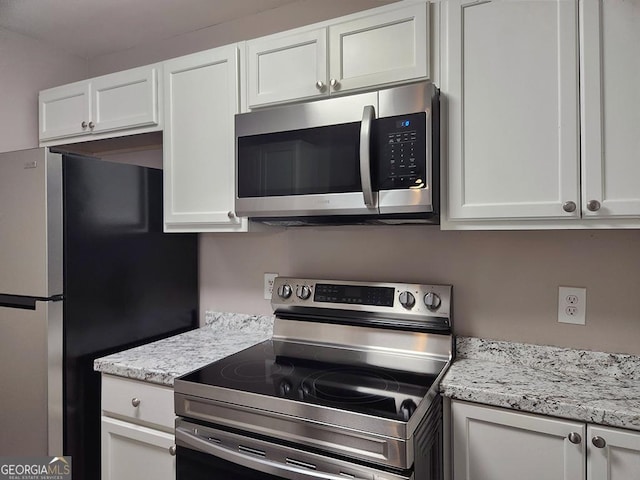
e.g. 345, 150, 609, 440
94, 312, 274, 386
441, 337, 640, 432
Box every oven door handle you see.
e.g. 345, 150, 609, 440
176, 427, 369, 480
359, 105, 376, 209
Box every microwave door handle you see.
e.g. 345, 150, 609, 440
359, 105, 375, 208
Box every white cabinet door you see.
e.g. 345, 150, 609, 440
451, 401, 585, 480
580, 0, 640, 218
588, 425, 640, 480
39, 81, 90, 141
329, 2, 428, 94
247, 29, 327, 107
91, 65, 159, 134
443, 0, 580, 220
163, 46, 247, 232
101, 416, 175, 480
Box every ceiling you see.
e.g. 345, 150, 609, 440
0, 0, 300, 59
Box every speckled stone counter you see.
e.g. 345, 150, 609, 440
440, 337, 640, 431
94, 312, 274, 386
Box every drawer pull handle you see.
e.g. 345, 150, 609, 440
592, 436, 606, 448
169, 445, 176, 456
131, 397, 141, 407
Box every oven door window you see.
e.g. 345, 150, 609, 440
237, 122, 362, 198
177, 446, 284, 480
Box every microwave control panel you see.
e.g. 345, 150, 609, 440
375, 112, 427, 191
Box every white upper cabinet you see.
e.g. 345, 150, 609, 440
163, 46, 248, 233
442, 0, 640, 228
328, 3, 428, 95
247, 28, 328, 106
39, 64, 161, 145
443, 0, 580, 222
246, 2, 429, 108
580, 0, 640, 219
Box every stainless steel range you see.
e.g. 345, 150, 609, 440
174, 277, 453, 480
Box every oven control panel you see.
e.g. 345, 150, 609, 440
272, 277, 452, 329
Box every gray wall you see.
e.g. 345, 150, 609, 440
0, 27, 87, 153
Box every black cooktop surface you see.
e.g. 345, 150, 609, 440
179, 339, 439, 422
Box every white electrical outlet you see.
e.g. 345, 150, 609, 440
558, 286, 586, 325
264, 273, 279, 300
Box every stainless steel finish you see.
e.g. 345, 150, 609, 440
131, 397, 141, 407
423, 292, 441, 311
277, 284, 292, 299
587, 200, 601, 212
563, 201, 577, 213
272, 320, 452, 371
359, 105, 376, 208
399, 291, 415, 309
272, 277, 452, 323
0, 148, 65, 456
169, 445, 177, 456
378, 82, 435, 214
47, 299, 64, 455
227, 211, 235, 219
236, 192, 379, 218
236, 91, 377, 137
315, 80, 326, 91
568, 432, 582, 444
0, 149, 63, 297
330, 78, 340, 89
88, 121, 95, 129
295, 285, 311, 300
235, 82, 437, 220
592, 436, 606, 448
176, 420, 412, 480
81, 121, 88, 129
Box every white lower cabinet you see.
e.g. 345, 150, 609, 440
102, 417, 175, 480
101, 375, 176, 480
450, 400, 640, 480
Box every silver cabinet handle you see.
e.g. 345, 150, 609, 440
592, 436, 606, 448
169, 445, 177, 456
131, 397, 140, 407
562, 201, 577, 213
315, 80, 325, 91
227, 211, 235, 219
359, 105, 375, 208
567, 432, 582, 444
88, 121, 95, 129
587, 200, 601, 212
330, 78, 340, 89
81, 121, 88, 129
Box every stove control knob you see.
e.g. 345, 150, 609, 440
296, 285, 312, 300
400, 399, 417, 421
399, 291, 415, 309
424, 292, 441, 311
277, 284, 292, 299
278, 380, 292, 397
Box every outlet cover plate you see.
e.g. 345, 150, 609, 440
558, 286, 586, 325
264, 273, 279, 300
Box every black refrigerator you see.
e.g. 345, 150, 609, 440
0, 148, 198, 480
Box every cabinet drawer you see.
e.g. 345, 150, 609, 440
101, 375, 174, 430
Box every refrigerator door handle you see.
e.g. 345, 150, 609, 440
0, 294, 63, 310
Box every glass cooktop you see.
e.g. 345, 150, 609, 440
179, 339, 438, 422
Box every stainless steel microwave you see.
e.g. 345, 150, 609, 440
235, 81, 439, 225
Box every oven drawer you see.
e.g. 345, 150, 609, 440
101, 374, 174, 430
175, 419, 413, 480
